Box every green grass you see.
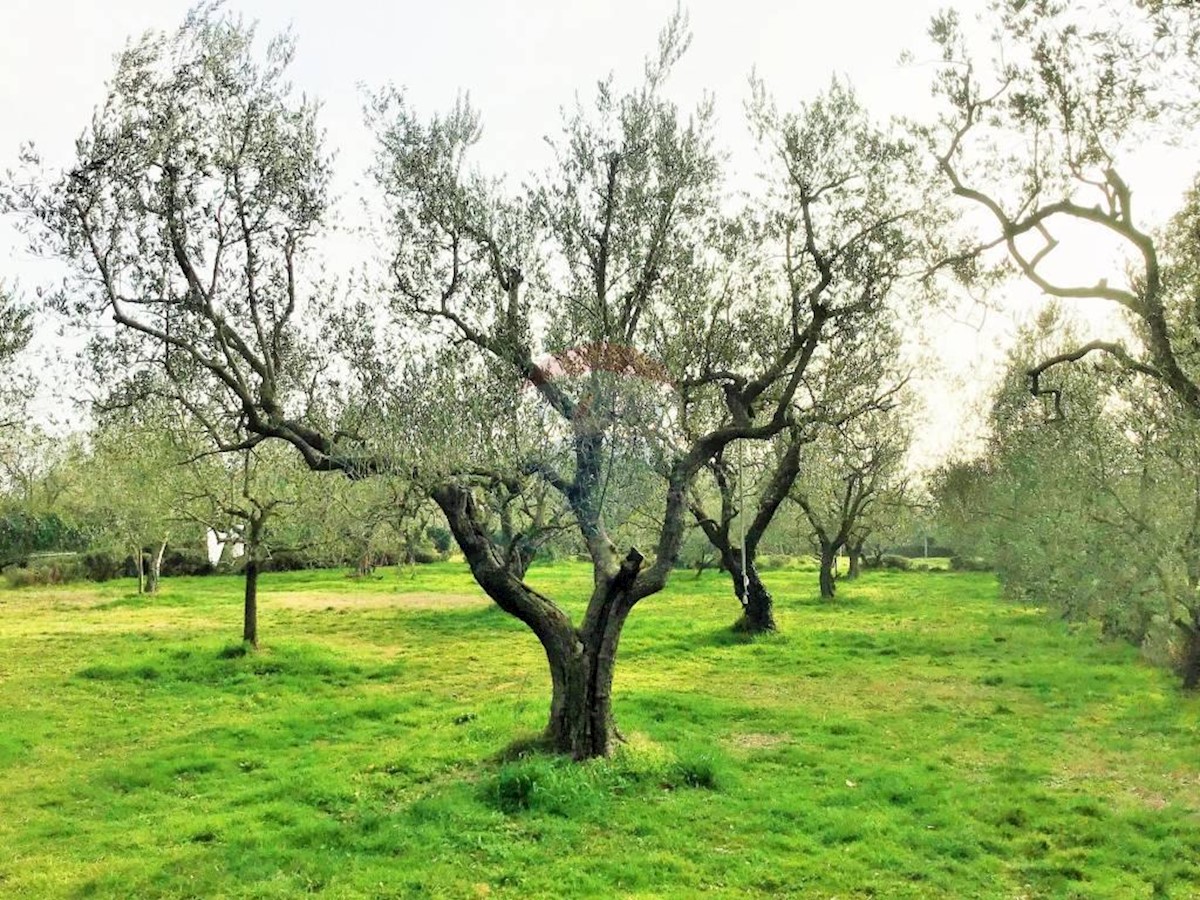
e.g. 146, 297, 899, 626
0, 562, 1197, 898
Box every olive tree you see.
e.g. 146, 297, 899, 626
4, 8, 341, 471
946, 305, 1200, 687
684, 82, 930, 632
177, 439, 308, 647
928, 0, 1200, 416
59, 417, 188, 592
790, 402, 912, 599
359, 14, 871, 757
845, 478, 918, 578
12, 8, 905, 759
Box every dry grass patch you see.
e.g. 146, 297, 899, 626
273, 590, 489, 611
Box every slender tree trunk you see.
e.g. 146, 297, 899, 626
243, 514, 268, 648
243, 557, 259, 648
144, 555, 157, 593
217, 535, 235, 568
145, 537, 167, 594
847, 542, 863, 580
1174, 606, 1200, 690
134, 546, 146, 594
819, 542, 837, 599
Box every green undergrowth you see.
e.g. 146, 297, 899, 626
0, 562, 1198, 897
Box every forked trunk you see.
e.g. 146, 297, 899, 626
728, 554, 776, 633
243, 558, 259, 648
432, 483, 647, 761
819, 543, 837, 599
545, 556, 641, 759
545, 634, 619, 759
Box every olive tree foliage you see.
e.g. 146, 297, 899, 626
926, 1, 1200, 687
311, 475, 438, 574
927, 0, 1200, 416
0, 286, 33, 431
0, 425, 66, 508
845, 477, 920, 577
685, 82, 935, 633
937, 305, 1200, 687
3, 5, 350, 471
58, 414, 194, 592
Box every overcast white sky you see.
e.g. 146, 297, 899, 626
2, 0, 1195, 462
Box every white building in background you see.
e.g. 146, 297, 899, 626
205, 529, 245, 567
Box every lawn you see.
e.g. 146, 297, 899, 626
0, 563, 1197, 898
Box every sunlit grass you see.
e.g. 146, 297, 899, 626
0, 562, 1197, 897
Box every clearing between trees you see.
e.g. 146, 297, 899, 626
0, 564, 1197, 898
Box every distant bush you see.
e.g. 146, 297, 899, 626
753, 555, 814, 571
4, 555, 86, 587
426, 525, 454, 556
879, 555, 911, 571
260, 550, 312, 573
410, 547, 442, 565
160, 548, 213, 577
81, 552, 122, 582
949, 556, 991, 572
891, 543, 955, 559
0, 512, 87, 567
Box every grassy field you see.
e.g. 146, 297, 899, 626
0, 563, 1198, 899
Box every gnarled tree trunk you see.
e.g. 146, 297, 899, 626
726, 550, 776, 633
1176, 614, 1200, 690
819, 542, 838, 599
847, 540, 864, 580
544, 569, 638, 758
432, 482, 646, 760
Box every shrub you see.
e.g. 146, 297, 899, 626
426, 525, 453, 555
949, 556, 991, 572
666, 744, 730, 790
160, 548, 213, 577
81, 552, 122, 582
260, 550, 311, 573
410, 547, 442, 565
0, 512, 87, 566
879, 554, 911, 571
4, 555, 86, 587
